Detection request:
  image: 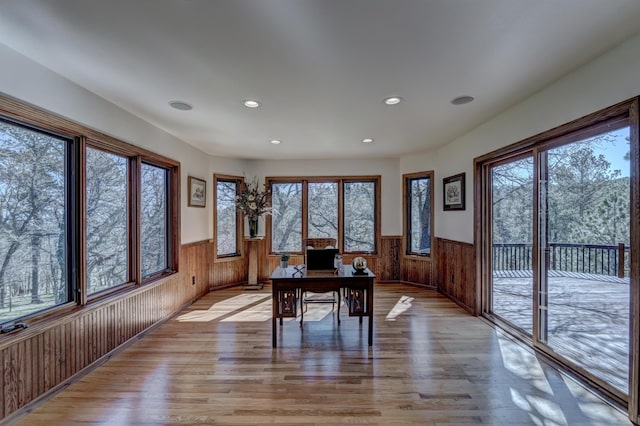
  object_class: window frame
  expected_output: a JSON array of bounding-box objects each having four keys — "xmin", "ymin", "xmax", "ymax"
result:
[
  {"xmin": 266, "ymin": 176, "xmax": 381, "ymax": 255},
  {"xmin": 84, "ymin": 144, "xmax": 130, "ymax": 296},
  {"xmin": 0, "ymin": 95, "xmax": 180, "ymax": 329},
  {"xmin": 213, "ymin": 174, "xmax": 244, "ymax": 260},
  {"xmin": 403, "ymin": 171, "xmax": 434, "ymax": 258},
  {"xmin": 475, "ymin": 97, "xmax": 639, "ymax": 414},
  {"xmin": 139, "ymin": 160, "xmax": 172, "ymax": 281}
]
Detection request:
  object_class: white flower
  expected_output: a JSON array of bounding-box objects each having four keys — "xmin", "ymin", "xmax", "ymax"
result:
[
  {"xmin": 249, "ymin": 202, "xmax": 257, "ymax": 210},
  {"xmin": 248, "ymin": 194, "xmax": 255, "ymax": 201}
]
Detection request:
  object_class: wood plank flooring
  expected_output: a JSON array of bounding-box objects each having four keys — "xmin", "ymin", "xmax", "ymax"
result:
[{"xmin": 11, "ymin": 283, "xmax": 630, "ymax": 425}]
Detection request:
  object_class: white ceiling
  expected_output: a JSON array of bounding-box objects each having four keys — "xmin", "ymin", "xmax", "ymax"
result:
[{"xmin": 1, "ymin": 0, "xmax": 640, "ymax": 160}]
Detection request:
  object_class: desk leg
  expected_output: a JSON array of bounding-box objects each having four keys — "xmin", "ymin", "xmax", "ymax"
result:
[
  {"xmin": 272, "ymin": 287, "xmax": 277, "ymax": 348},
  {"xmin": 368, "ymin": 282, "xmax": 374, "ymax": 347},
  {"xmin": 300, "ymin": 288, "xmax": 304, "ymax": 327}
]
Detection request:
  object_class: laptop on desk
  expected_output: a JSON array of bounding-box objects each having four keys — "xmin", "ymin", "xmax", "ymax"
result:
[{"xmin": 305, "ymin": 248, "xmax": 339, "ymax": 271}]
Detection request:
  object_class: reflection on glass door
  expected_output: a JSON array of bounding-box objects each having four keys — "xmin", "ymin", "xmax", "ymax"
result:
[
  {"xmin": 540, "ymin": 127, "xmax": 631, "ymax": 393},
  {"xmin": 490, "ymin": 156, "xmax": 534, "ymax": 334}
]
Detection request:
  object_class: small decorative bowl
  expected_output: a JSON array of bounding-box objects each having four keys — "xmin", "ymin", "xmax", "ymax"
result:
[{"xmin": 352, "ymin": 256, "xmax": 367, "ymax": 273}]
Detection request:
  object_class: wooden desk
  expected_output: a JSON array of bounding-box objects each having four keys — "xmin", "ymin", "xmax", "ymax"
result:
[{"xmin": 270, "ymin": 265, "xmax": 375, "ymax": 348}]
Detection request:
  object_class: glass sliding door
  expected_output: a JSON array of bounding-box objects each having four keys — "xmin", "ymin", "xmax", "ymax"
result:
[
  {"xmin": 481, "ymin": 100, "xmax": 638, "ymax": 415},
  {"xmin": 540, "ymin": 127, "xmax": 630, "ymax": 394},
  {"xmin": 490, "ymin": 156, "xmax": 534, "ymax": 334}
]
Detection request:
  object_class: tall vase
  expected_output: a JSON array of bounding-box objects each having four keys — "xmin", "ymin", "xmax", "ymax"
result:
[{"xmin": 248, "ymin": 217, "xmax": 258, "ymax": 238}]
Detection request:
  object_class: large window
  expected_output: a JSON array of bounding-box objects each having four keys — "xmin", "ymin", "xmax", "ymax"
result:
[
  {"xmin": 141, "ymin": 163, "xmax": 169, "ymax": 278},
  {"xmin": 403, "ymin": 172, "xmax": 434, "ymax": 256},
  {"xmin": 478, "ymin": 99, "xmax": 638, "ymax": 407},
  {"xmin": 344, "ymin": 181, "xmax": 376, "ymax": 252},
  {"xmin": 0, "ymin": 119, "xmax": 71, "ymax": 324},
  {"xmin": 271, "ymin": 181, "xmax": 303, "ymax": 252},
  {"xmin": 268, "ymin": 177, "xmax": 380, "ymax": 254},
  {"xmin": 214, "ymin": 175, "xmax": 242, "ymax": 257},
  {"xmin": 0, "ymin": 96, "xmax": 179, "ymax": 329},
  {"xmin": 308, "ymin": 182, "xmax": 338, "ymax": 241},
  {"xmin": 86, "ymin": 147, "xmax": 128, "ymax": 293}
]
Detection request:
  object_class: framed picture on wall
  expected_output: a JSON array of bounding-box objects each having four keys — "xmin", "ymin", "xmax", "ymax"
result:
[
  {"xmin": 188, "ymin": 176, "xmax": 206, "ymax": 207},
  {"xmin": 443, "ymin": 173, "xmax": 465, "ymax": 211}
]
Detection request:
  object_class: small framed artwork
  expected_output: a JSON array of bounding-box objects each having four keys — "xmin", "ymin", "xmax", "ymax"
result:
[
  {"xmin": 443, "ymin": 173, "xmax": 465, "ymax": 211},
  {"xmin": 188, "ymin": 176, "xmax": 206, "ymax": 208}
]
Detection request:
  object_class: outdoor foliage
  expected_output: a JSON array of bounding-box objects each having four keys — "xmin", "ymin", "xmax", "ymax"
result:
[
  {"xmin": 308, "ymin": 182, "xmax": 338, "ymax": 241},
  {"xmin": 86, "ymin": 147, "xmax": 128, "ymax": 293},
  {"xmin": 0, "ymin": 121, "xmax": 67, "ymax": 322},
  {"xmin": 271, "ymin": 182, "xmax": 303, "ymax": 252},
  {"xmin": 408, "ymin": 176, "xmax": 431, "ymax": 254},
  {"xmin": 492, "ymin": 132, "xmax": 630, "ymax": 247},
  {"xmin": 344, "ymin": 181, "xmax": 376, "ymax": 252},
  {"xmin": 492, "ymin": 129, "xmax": 630, "ymax": 276},
  {"xmin": 0, "ymin": 120, "xmax": 172, "ymax": 324},
  {"xmin": 141, "ymin": 163, "xmax": 168, "ymax": 277},
  {"xmin": 216, "ymin": 179, "xmax": 239, "ymax": 256},
  {"xmin": 271, "ymin": 179, "xmax": 377, "ymax": 253}
]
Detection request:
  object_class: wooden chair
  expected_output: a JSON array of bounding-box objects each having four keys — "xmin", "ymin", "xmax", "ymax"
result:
[{"xmin": 302, "ymin": 238, "xmax": 340, "ymax": 317}]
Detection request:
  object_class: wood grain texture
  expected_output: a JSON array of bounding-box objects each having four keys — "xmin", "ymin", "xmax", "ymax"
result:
[
  {"xmin": 258, "ymin": 236, "xmax": 402, "ymax": 283},
  {"xmin": 380, "ymin": 236, "xmax": 401, "ymax": 281},
  {"xmin": 401, "ymin": 255, "xmax": 434, "ymax": 286},
  {"xmin": 11, "ymin": 283, "xmax": 631, "ymax": 425},
  {"xmin": 0, "ymin": 242, "xmax": 212, "ymax": 422},
  {"xmin": 435, "ymin": 237, "xmax": 477, "ymax": 314}
]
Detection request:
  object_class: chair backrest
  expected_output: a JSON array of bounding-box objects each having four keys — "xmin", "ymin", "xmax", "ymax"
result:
[{"xmin": 303, "ymin": 238, "xmax": 337, "ymax": 250}]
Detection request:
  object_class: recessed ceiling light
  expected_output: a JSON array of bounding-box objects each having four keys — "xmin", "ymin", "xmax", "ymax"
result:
[
  {"xmin": 168, "ymin": 100, "xmax": 193, "ymax": 111},
  {"xmin": 270, "ymin": 139, "xmax": 282, "ymax": 145},
  {"xmin": 362, "ymin": 138, "xmax": 374, "ymax": 143},
  {"xmin": 451, "ymin": 95, "xmax": 475, "ymax": 105},
  {"xmin": 384, "ymin": 96, "xmax": 402, "ymax": 105},
  {"xmin": 243, "ymin": 100, "xmax": 261, "ymax": 108}
]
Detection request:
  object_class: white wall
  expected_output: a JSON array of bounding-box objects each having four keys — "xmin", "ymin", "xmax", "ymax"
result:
[
  {"xmin": 4, "ymin": 28, "xmax": 640, "ymax": 246},
  {"xmin": 247, "ymin": 158, "xmax": 402, "ymax": 236},
  {"xmin": 401, "ymin": 31, "xmax": 640, "ymax": 244},
  {"xmin": 0, "ymin": 43, "xmax": 248, "ymax": 244}
]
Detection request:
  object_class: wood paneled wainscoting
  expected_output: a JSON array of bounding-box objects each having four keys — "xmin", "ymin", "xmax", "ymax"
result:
[
  {"xmin": 258, "ymin": 236, "xmax": 402, "ymax": 282},
  {"xmin": 401, "ymin": 255, "xmax": 434, "ymax": 287},
  {"xmin": 0, "ymin": 242, "xmax": 213, "ymax": 422},
  {"xmin": 435, "ymin": 237, "xmax": 477, "ymax": 314}
]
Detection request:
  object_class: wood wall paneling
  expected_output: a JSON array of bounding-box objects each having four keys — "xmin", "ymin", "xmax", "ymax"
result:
[
  {"xmin": 400, "ymin": 257, "xmax": 434, "ymax": 286},
  {"xmin": 255, "ymin": 236, "xmax": 401, "ymax": 283},
  {"xmin": 0, "ymin": 242, "xmax": 213, "ymax": 422},
  {"xmin": 0, "ymin": 235, "xmax": 480, "ymax": 422},
  {"xmin": 435, "ymin": 238, "xmax": 477, "ymax": 314}
]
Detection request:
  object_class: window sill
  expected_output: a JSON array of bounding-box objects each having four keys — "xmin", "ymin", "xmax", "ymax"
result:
[{"xmin": 403, "ymin": 253, "xmax": 432, "ymax": 261}]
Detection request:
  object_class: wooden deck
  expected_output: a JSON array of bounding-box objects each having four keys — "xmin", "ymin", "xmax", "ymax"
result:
[
  {"xmin": 12, "ymin": 283, "xmax": 630, "ymax": 425},
  {"xmin": 492, "ymin": 270, "xmax": 629, "ymax": 393}
]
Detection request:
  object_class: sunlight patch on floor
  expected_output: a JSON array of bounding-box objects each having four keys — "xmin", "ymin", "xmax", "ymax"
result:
[
  {"xmin": 222, "ymin": 299, "xmax": 272, "ymax": 322},
  {"xmin": 500, "ymin": 331, "xmax": 629, "ymax": 424},
  {"xmin": 561, "ymin": 373, "xmax": 628, "ymax": 424},
  {"xmin": 509, "ymin": 387, "xmax": 568, "ymax": 425},
  {"xmin": 385, "ymin": 295, "xmax": 414, "ymax": 321},
  {"xmin": 176, "ymin": 293, "xmax": 270, "ymax": 322},
  {"xmin": 498, "ymin": 331, "xmax": 553, "ymax": 394}
]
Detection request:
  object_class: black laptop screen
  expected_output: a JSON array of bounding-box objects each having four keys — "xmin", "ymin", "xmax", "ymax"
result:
[{"xmin": 306, "ymin": 248, "xmax": 339, "ymax": 270}]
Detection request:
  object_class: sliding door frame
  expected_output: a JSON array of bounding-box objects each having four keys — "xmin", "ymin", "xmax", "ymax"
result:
[{"xmin": 475, "ymin": 97, "xmax": 640, "ymax": 421}]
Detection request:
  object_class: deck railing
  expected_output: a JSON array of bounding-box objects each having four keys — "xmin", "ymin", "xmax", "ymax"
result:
[{"xmin": 492, "ymin": 243, "xmax": 630, "ymax": 278}]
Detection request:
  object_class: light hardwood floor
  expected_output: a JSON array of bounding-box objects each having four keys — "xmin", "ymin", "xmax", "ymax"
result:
[{"xmin": 12, "ymin": 283, "xmax": 630, "ymax": 425}]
